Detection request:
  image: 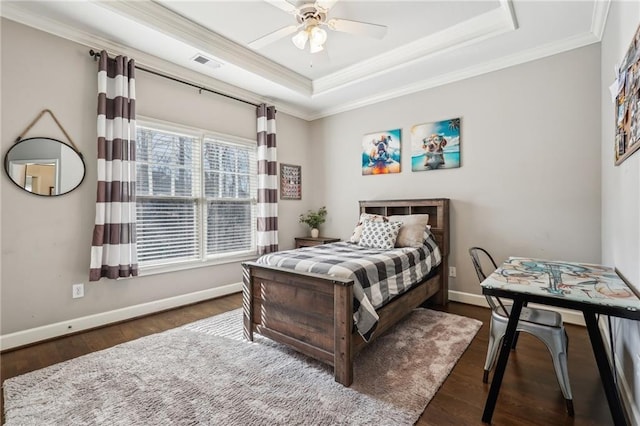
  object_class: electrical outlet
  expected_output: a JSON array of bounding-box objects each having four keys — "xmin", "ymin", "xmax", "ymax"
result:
[
  {"xmin": 449, "ymin": 266, "xmax": 457, "ymax": 277},
  {"xmin": 72, "ymin": 283, "xmax": 84, "ymax": 299}
]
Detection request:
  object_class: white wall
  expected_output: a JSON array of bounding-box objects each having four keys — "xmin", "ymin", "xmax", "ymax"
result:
[
  {"xmin": 311, "ymin": 44, "xmax": 602, "ymax": 297},
  {"xmin": 600, "ymin": 3, "xmax": 640, "ymax": 422},
  {"xmin": 0, "ymin": 19, "xmax": 312, "ymax": 337}
]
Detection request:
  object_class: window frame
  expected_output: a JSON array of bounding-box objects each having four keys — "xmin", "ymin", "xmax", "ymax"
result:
[{"xmin": 135, "ymin": 116, "xmax": 258, "ymax": 276}]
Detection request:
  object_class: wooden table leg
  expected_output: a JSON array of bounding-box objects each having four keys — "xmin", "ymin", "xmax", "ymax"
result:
[
  {"xmin": 583, "ymin": 311, "xmax": 628, "ymax": 426},
  {"xmin": 482, "ymin": 298, "xmax": 524, "ymax": 424}
]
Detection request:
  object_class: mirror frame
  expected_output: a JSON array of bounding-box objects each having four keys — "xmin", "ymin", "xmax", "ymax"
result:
[{"xmin": 4, "ymin": 137, "xmax": 86, "ymax": 197}]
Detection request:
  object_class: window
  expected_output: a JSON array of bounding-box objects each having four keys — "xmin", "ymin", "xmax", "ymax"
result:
[{"xmin": 136, "ymin": 120, "xmax": 256, "ymax": 269}]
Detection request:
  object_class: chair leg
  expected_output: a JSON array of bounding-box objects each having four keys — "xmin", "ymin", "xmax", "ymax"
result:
[
  {"xmin": 483, "ymin": 318, "xmax": 505, "ymax": 383},
  {"xmin": 566, "ymin": 398, "xmax": 575, "ymax": 417},
  {"xmin": 539, "ymin": 329, "xmax": 574, "ymax": 416},
  {"xmin": 564, "ymin": 328, "xmax": 573, "ymax": 415}
]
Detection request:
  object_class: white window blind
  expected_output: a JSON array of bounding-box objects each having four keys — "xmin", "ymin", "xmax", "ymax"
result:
[
  {"xmin": 203, "ymin": 138, "xmax": 256, "ymax": 255},
  {"xmin": 136, "ymin": 122, "xmax": 256, "ymax": 268}
]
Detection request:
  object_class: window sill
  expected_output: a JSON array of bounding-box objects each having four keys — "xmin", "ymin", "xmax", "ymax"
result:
[{"xmin": 135, "ymin": 253, "xmax": 259, "ymax": 278}]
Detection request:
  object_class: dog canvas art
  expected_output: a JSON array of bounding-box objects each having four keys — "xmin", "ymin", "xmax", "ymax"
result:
[
  {"xmin": 362, "ymin": 129, "xmax": 401, "ymax": 175},
  {"xmin": 411, "ymin": 118, "xmax": 461, "ymax": 172}
]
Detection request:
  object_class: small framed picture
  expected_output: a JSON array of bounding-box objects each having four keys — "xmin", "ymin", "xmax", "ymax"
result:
[
  {"xmin": 280, "ymin": 163, "xmax": 301, "ymax": 200},
  {"xmin": 615, "ymin": 22, "xmax": 640, "ymax": 165}
]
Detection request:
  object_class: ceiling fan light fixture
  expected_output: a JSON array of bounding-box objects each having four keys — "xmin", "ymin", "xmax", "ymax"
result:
[
  {"xmin": 309, "ymin": 42, "xmax": 324, "ymax": 54},
  {"xmin": 254, "ymin": 0, "xmax": 388, "ymax": 54},
  {"xmin": 292, "ymin": 30, "xmax": 309, "ymax": 50},
  {"xmin": 310, "ymin": 26, "xmax": 327, "ymax": 46}
]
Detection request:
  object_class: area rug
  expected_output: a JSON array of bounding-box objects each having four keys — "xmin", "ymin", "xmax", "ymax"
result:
[{"xmin": 3, "ymin": 308, "xmax": 481, "ymax": 425}]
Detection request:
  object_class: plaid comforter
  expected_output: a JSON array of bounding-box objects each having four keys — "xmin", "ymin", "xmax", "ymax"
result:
[{"xmin": 256, "ymin": 233, "xmax": 442, "ymax": 341}]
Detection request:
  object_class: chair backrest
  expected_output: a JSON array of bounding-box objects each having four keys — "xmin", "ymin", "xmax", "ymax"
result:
[{"xmin": 468, "ymin": 247, "xmax": 509, "ymax": 316}]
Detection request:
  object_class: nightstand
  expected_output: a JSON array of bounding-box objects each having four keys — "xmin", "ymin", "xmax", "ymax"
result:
[{"xmin": 295, "ymin": 236, "xmax": 340, "ymax": 248}]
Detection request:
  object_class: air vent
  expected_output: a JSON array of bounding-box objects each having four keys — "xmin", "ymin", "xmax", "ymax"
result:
[
  {"xmin": 191, "ymin": 54, "xmax": 222, "ymax": 70},
  {"xmin": 193, "ymin": 55, "xmax": 209, "ymax": 65}
]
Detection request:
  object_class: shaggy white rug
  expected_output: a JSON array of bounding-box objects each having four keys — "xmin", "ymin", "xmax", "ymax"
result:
[{"xmin": 4, "ymin": 308, "xmax": 481, "ymax": 425}]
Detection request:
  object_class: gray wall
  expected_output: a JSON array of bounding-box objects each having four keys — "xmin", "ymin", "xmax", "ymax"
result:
[
  {"xmin": 600, "ymin": 3, "xmax": 640, "ymax": 420},
  {"xmin": 311, "ymin": 44, "xmax": 602, "ymax": 298},
  {"xmin": 0, "ymin": 19, "xmax": 312, "ymax": 335},
  {"xmin": 3, "ymin": 14, "xmax": 638, "ymax": 419}
]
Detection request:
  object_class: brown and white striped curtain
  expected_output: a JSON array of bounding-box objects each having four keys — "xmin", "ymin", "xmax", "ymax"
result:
[
  {"xmin": 89, "ymin": 51, "xmax": 138, "ymax": 281},
  {"xmin": 256, "ymin": 104, "xmax": 278, "ymax": 254}
]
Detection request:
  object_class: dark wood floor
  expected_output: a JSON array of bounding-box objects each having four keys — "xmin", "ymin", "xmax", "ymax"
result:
[{"xmin": 1, "ymin": 294, "xmax": 613, "ymax": 425}]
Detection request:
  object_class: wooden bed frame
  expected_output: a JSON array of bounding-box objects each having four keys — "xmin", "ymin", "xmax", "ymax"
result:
[{"xmin": 242, "ymin": 198, "xmax": 450, "ymax": 386}]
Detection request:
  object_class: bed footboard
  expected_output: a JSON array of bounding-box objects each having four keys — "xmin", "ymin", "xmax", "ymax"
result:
[{"xmin": 243, "ymin": 262, "xmax": 355, "ymax": 385}]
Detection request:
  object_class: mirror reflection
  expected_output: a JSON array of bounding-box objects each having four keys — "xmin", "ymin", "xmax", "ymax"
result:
[{"xmin": 4, "ymin": 137, "xmax": 85, "ymax": 196}]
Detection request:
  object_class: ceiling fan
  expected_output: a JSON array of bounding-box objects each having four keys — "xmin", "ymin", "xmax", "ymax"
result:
[{"xmin": 249, "ymin": 0, "xmax": 388, "ymax": 54}]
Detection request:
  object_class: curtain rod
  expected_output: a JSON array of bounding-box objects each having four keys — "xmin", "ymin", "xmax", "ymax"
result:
[{"xmin": 89, "ymin": 49, "xmax": 260, "ymax": 108}]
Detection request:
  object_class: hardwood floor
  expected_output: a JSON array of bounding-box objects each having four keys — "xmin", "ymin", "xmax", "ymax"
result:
[
  {"xmin": 1, "ymin": 294, "xmax": 613, "ymax": 425},
  {"xmin": 424, "ymin": 302, "xmax": 612, "ymax": 425}
]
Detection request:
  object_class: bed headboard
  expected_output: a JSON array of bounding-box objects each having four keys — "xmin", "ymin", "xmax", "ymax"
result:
[{"xmin": 359, "ymin": 198, "xmax": 450, "ymax": 256}]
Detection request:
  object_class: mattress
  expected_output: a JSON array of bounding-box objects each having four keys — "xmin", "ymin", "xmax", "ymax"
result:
[{"xmin": 256, "ymin": 232, "xmax": 442, "ymax": 340}]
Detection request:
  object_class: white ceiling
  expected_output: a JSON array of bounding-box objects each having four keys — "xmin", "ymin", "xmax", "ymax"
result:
[{"xmin": 1, "ymin": 0, "xmax": 609, "ymax": 120}]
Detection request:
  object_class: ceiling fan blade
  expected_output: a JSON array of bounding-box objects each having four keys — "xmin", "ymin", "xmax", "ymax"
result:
[
  {"xmin": 248, "ymin": 24, "xmax": 301, "ymax": 49},
  {"xmin": 264, "ymin": 0, "xmax": 298, "ymax": 14},
  {"xmin": 326, "ymin": 18, "xmax": 387, "ymax": 39},
  {"xmin": 317, "ymin": 0, "xmax": 339, "ymax": 11}
]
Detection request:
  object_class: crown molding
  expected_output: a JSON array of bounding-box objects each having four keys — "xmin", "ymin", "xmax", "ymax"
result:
[
  {"xmin": 309, "ymin": 30, "xmax": 600, "ymax": 121},
  {"xmin": 0, "ymin": 0, "xmax": 607, "ymax": 123},
  {"xmin": 590, "ymin": 0, "xmax": 611, "ymax": 41},
  {"xmin": 313, "ymin": 3, "xmax": 518, "ymax": 95},
  {"xmin": 95, "ymin": 1, "xmax": 312, "ymax": 96},
  {"xmin": 499, "ymin": 0, "xmax": 518, "ymax": 31},
  {"xmin": 0, "ymin": 2, "xmax": 312, "ymax": 120}
]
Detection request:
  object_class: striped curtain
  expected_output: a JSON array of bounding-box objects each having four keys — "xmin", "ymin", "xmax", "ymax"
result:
[
  {"xmin": 256, "ymin": 104, "xmax": 278, "ymax": 254},
  {"xmin": 89, "ymin": 50, "xmax": 138, "ymax": 281}
]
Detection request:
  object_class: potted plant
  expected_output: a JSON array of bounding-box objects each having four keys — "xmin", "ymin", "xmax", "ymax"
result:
[{"xmin": 299, "ymin": 206, "xmax": 327, "ymax": 238}]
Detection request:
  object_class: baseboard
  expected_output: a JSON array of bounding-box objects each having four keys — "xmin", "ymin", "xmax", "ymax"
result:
[
  {"xmin": 0, "ymin": 282, "xmax": 242, "ymax": 351},
  {"xmin": 0, "ymin": 286, "xmax": 583, "ymax": 351},
  {"xmin": 599, "ymin": 320, "xmax": 640, "ymax": 426},
  {"xmin": 448, "ymin": 290, "xmax": 586, "ymax": 326}
]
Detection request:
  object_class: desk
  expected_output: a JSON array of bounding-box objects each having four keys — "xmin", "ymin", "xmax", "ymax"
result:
[{"xmin": 480, "ymin": 257, "xmax": 640, "ymax": 425}]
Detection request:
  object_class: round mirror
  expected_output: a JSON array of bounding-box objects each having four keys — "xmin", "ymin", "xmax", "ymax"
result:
[{"xmin": 4, "ymin": 137, "xmax": 85, "ymax": 196}]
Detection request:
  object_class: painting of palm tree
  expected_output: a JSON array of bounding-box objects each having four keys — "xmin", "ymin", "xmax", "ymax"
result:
[{"xmin": 410, "ymin": 117, "xmax": 461, "ymax": 172}]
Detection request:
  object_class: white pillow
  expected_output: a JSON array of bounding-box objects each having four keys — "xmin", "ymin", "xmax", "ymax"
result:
[
  {"xmin": 349, "ymin": 213, "xmax": 388, "ymax": 243},
  {"xmin": 358, "ymin": 220, "xmax": 403, "ymax": 250},
  {"xmin": 386, "ymin": 214, "xmax": 430, "ymax": 248}
]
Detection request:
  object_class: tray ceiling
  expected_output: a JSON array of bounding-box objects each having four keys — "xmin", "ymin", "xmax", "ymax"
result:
[{"xmin": 1, "ymin": 1, "xmax": 608, "ymax": 120}]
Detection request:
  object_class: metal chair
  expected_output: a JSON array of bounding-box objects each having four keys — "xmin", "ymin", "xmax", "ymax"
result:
[{"xmin": 469, "ymin": 247, "xmax": 574, "ymax": 416}]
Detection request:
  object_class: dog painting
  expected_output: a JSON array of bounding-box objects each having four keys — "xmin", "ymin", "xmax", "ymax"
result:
[
  {"xmin": 411, "ymin": 118, "xmax": 461, "ymax": 172},
  {"xmin": 362, "ymin": 129, "xmax": 401, "ymax": 175}
]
